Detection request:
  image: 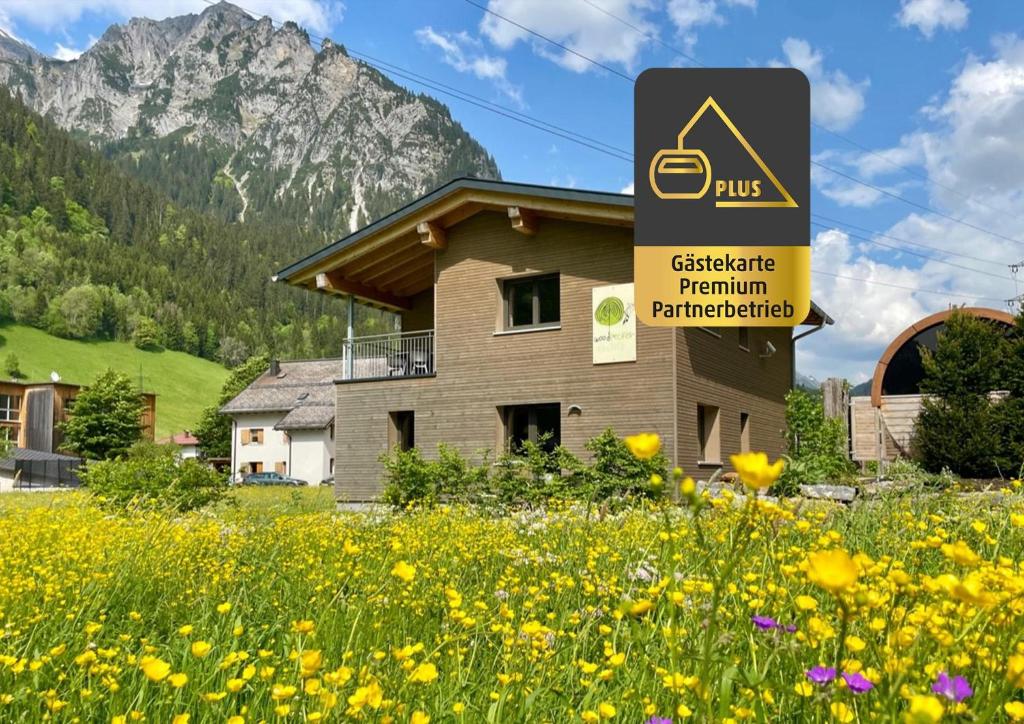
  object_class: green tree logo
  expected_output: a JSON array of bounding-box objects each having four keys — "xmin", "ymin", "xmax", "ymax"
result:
[{"xmin": 595, "ymin": 297, "xmax": 626, "ymax": 326}]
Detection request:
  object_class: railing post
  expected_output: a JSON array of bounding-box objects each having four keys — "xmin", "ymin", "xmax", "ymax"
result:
[{"xmin": 345, "ymin": 295, "xmax": 354, "ymax": 380}]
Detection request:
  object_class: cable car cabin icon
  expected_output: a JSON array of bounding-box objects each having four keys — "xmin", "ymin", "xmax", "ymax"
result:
[
  {"xmin": 648, "ymin": 148, "xmax": 711, "ymax": 200},
  {"xmin": 646, "ymin": 96, "xmax": 797, "ymax": 207}
]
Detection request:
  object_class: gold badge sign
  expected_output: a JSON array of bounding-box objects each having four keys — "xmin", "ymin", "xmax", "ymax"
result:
[{"xmin": 634, "ymin": 68, "xmax": 810, "ymax": 327}]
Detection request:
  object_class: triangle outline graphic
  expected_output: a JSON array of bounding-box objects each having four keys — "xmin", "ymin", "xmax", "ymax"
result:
[{"xmin": 677, "ymin": 96, "xmax": 798, "ymax": 209}]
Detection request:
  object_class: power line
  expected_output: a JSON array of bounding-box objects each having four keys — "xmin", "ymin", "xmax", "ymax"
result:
[
  {"xmin": 575, "ymin": 0, "xmax": 1024, "ymax": 226},
  {"xmin": 812, "ymin": 270, "xmax": 1007, "ymax": 303},
  {"xmin": 470, "ymin": 0, "xmax": 1024, "ymax": 249},
  {"xmin": 811, "ymin": 213, "xmax": 1008, "ymax": 268},
  {"xmin": 810, "ymin": 221, "xmax": 1015, "ymax": 282}
]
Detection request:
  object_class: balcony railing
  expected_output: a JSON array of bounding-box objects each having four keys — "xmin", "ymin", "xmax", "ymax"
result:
[{"xmin": 341, "ymin": 330, "xmax": 435, "ymax": 381}]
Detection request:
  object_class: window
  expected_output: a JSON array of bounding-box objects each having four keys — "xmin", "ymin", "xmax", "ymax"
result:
[
  {"xmin": 0, "ymin": 394, "xmax": 20, "ymax": 422},
  {"xmin": 697, "ymin": 404, "xmax": 721, "ymax": 464},
  {"xmin": 329, "ymin": 458, "xmax": 335, "ymax": 475},
  {"xmin": 245, "ymin": 462, "xmax": 263, "ymax": 474},
  {"xmin": 241, "ymin": 428, "xmax": 264, "ymax": 445},
  {"xmin": 504, "ymin": 403, "xmax": 560, "ymax": 452},
  {"xmin": 503, "ymin": 274, "xmax": 559, "ymax": 330},
  {"xmin": 390, "ymin": 411, "xmax": 415, "ymax": 451},
  {"xmin": 738, "ymin": 327, "xmax": 750, "ymax": 351},
  {"xmin": 274, "ymin": 461, "xmax": 287, "ymax": 474},
  {"xmin": 740, "ymin": 412, "xmax": 751, "ymax": 453}
]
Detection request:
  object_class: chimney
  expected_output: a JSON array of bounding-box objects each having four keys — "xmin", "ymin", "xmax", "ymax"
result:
[{"xmin": 269, "ymin": 359, "xmax": 281, "ymax": 377}]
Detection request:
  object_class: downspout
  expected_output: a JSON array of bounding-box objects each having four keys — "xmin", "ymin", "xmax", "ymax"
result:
[
  {"xmin": 345, "ymin": 295, "xmax": 355, "ymax": 380},
  {"xmin": 231, "ymin": 418, "xmax": 237, "ymax": 482},
  {"xmin": 791, "ymin": 321, "xmax": 827, "ymax": 389}
]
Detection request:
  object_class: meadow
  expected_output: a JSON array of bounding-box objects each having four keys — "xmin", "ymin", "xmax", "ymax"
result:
[
  {"xmin": 2, "ymin": 467, "xmax": 1024, "ymax": 722},
  {"xmin": 0, "ymin": 323, "xmax": 228, "ymax": 438}
]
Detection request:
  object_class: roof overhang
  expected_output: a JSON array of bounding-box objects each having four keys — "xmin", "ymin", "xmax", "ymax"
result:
[
  {"xmin": 275, "ymin": 178, "xmax": 633, "ymax": 311},
  {"xmin": 275, "ymin": 177, "xmax": 831, "ymax": 325}
]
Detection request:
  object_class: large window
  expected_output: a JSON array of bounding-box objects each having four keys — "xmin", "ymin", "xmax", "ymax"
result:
[
  {"xmin": 697, "ymin": 404, "xmax": 721, "ymax": 464},
  {"xmin": 0, "ymin": 394, "xmax": 20, "ymax": 422},
  {"xmin": 503, "ymin": 274, "xmax": 560, "ymax": 330},
  {"xmin": 504, "ymin": 403, "xmax": 560, "ymax": 452}
]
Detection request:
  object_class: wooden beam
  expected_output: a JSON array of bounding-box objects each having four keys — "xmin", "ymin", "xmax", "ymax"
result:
[
  {"xmin": 391, "ymin": 272, "xmax": 436, "ymax": 298},
  {"xmin": 508, "ymin": 206, "xmax": 538, "ymax": 235},
  {"xmin": 417, "ymin": 221, "xmax": 447, "ymax": 249},
  {"xmin": 370, "ymin": 259, "xmax": 434, "ymax": 291},
  {"xmin": 358, "ymin": 246, "xmax": 432, "ymax": 284},
  {"xmin": 315, "ymin": 270, "xmax": 412, "ymax": 310}
]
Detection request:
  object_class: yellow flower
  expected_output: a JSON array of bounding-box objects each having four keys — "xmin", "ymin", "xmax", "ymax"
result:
[
  {"xmin": 411, "ymin": 712, "xmax": 430, "ymax": 724},
  {"xmin": 629, "ymin": 600, "xmax": 653, "ymax": 616},
  {"xmin": 794, "ymin": 681, "xmax": 813, "ymax": 697},
  {"xmin": 300, "ymin": 650, "xmax": 323, "ymax": 678},
  {"xmin": 227, "ymin": 718, "xmax": 244, "ymax": 724},
  {"xmin": 729, "ymin": 451, "xmax": 784, "ymax": 490},
  {"xmin": 292, "ymin": 619, "xmax": 315, "ymax": 634},
  {"xmin": 845, "ymin": 635, "xmax": 867, "ymax": 653},
  {"xmin": 1006, "ymin": 702, "xmax": 1024, "ymax": 721},
  {"xmin": 624, "ymin": 433, "xmax": 661, "ymax": 459},
  {"xmin": 216, "ymin": 602, "xmax": 232, "ymax": 615},
  {"xmin": 271, "ymin": 684, "xmax": 297, "ymax": 701},
  {"xmin": 347, "ymin": 681, "xmax": 383, "ymax": 710},
  {"xmin": 452, "ymin": 703, "xmax": 466, "ymax": 714},
  {"xmin": 680, "ymin": 476, "xmax": 696, "ymax": 496},
  {"xmin": 941, "ymin": 541, "xmax": 980, "ymax": 567},
  {"xmin": 1008, "ymin": 655, "xmax": 1024, "ymax": 688},
  {"xmin": 226, "ymin": 678, "xmax": 245, "ymax": 693},
  {"xmin": 172, "ymin": 715, "xmax": 189, "ymax": 724},
  {"xmin": 795, "ymin": 595, "xmax": 818, "ymax": 611},
  {"xmin": 831, "ymin": 702, "xmax": 854, "ymax": 723},
  {"xmin": 582, "ymin": 712, "xmax": 600, "ymax": 723},
  {"xmin": 178, "ymin": 625, "xmax": 193, "ymax": 636},
  {"xmin": 190, "ymin": 641, "xmax": 212, "ymax": 658},
  {"xmin": 392, "ymin": 561, "xmax": 416, "ymax": 583},
  {"xmin": 168, "ymin": 673, "xmax": 188, "ymax": 688},
  {"xmin": 1011, "ymin": 514, "xmax": 1024, "ymax": 528},
  {"xmin": 806, "ymin": 549, "xmax": 859, "ymax": 593},
  {"xmin": 409, "ymin": 662, "xmax": 438, "ymax": 684},
  {"xmin": 904, "ymin": 695, "xmax": 944, "ymax": 723},
  {"xmin": 139, "ymin": 656, "xmax": 170, "ymax": 682},
  {"xmin": 598, "ymin": 702, "xmax": 616, "ymax": 719},
  {"xmin": 676, "ymin": 704, "xmax": 693, "ymax": 718}
]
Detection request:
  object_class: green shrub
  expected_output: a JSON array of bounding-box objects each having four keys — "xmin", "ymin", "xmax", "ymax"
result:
[
  {"xmin": 491, "ymin": 436, "xmax": 583, "ymax": 505},
  {"xmin": 584, "ymin": 428, "xmax": 668, "ymax": 501},
  {"xmin": 380, "ymin": 444, "xmax": 490, "ymax": 508},
  {"xmin": 780, "ymin": 389, "xmax": 856, "ymax": 490},
  {"xmin": 81, "ymin": 442, "xmax": 228, "ymax": 512}
]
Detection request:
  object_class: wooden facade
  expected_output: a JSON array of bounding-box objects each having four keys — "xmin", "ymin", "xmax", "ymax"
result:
[
  {"xmin": 0, "ymin": 380, "xmax": 155, "ymax": 454},
  {"xmin": 277, "ymin": 180, "xmax": 829, "ymax": 501}
]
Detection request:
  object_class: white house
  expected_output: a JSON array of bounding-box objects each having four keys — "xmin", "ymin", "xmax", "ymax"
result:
[
  {"xmin": 220, "ymin": 359, "xmax": 341, "ymax": 485},
  {"xmin": 167, "ymin": 431, "xmax": 200, "ymax": 460}
]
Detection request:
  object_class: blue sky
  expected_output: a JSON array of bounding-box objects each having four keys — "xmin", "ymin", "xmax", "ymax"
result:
[{"xmin": 3, "ymin": 0, "xmax": 1024, "ymax": 383}]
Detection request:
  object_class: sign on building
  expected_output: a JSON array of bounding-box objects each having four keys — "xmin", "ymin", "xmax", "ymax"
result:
[{"xmin": 593, "ymin": 283, "xmax": 637, "ymax": 364}]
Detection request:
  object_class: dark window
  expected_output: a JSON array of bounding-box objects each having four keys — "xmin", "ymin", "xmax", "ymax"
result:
[
  {"xmin": 503, "ymin": 274, "xmax": 560, "ymax": 330},
  {"xmin": 504, "ymin": 403, "xmax": 560, "ymax": 452},
  {"xmin": 740, "ymin": 412, "xmax": 751, "ymax": 453},
  {"xmin": 698, "ymin": 404, "xmax": 721, "ymax": 463},
  {"xmin": 390, "ymin": 411, "xmax": 415, "ymax": 451},
  {"xmin": 0, "ymin": 395, "xmax": 20, "ymax": 422},
  {"xmin": 738, "ymin": 327, "xmax": 750, "ymax": 350}
]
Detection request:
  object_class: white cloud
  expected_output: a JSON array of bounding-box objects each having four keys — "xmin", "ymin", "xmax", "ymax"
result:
[
  {"xmin": 415, "ymin": 26, "xmax": 523, "ymax": 106},
  {"xmin": 620, "ymin": 181, "xmax": 634, "ymax": 194},
  {"xmin": 774, "ymin": 37, "xmax": 869, "ymax": 131},
  {"xmin": 0, "ymin": 0, "xmax": 342, "ymax": 36},
  {"xmin": 897, "ymin": 0, "xmax": 969, "ymax": 39},
  {"xmin": 478, "ymin": 0, "xmax": 655, "ymax": 75},
  {"xmin": 53, "ymin": 34, "xmax": 97, "ymax": 61},
  {"xmin": 666, "ymin": 0, "xmax": 755, "ymax": 32},
  {"xmin": 800, "ymin": 37, "xmax": 1024, "ymax": 383}
]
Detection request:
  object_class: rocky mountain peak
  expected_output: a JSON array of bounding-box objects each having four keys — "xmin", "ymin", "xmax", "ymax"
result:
[{"xmin": 0, "ymin": 3, "xmax": 499, "ymax": 235}]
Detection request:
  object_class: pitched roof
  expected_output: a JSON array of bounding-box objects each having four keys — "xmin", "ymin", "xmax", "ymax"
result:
[
  {"xmin": 169, "ymin": 432, "xmax": 200, "ymax": 446},
  {"xmin": 0, "ymin": 447, "xmax": 82, "ymax": 471},
  {"xmin": 274, "ymin": 404, "xmax": 335, "ymax": 431},
  {"xmin": 219, "ymin": 359, "xmax": 343, "ymax": 416}
]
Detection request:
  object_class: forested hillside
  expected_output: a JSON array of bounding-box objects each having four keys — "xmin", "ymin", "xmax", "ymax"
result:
[{"xmin": 0, "ymin": 87, "xmax": 386, "ymax": 364}]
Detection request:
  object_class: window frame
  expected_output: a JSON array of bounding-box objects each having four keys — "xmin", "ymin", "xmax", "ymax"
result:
[
  {"xmin": 697, "ymin": 403, "xmax": 722, "ymax": 465},
  {"xmin": 0, "ymin": 394, "xmax": 20, "ymax": 423},
  {"xmin": 503, "ymin": 403, "xmax": 561, "ymax": 453},
  {"xmin": 501, "ymin": 273, "xmax": 560, "ymax": 332}
]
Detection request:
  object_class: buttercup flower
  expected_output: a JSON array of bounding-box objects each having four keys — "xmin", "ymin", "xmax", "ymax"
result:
[
  {"xmin": 729, "ymin": 451, "xmax": 784, "ymax": 490},
  {"xmin": 624, "ymin": 433, "xmax": 661, "ymax": 459},
  {"xmin": 806, "ymin": 549, "xmax": 859, "ymax": 593},
  {"xmin": 391, "ymin": 561, "xmax": 416, "ymax": 583},
  {"xmin": 904, "ymin": 695, "xmax": 944, "ymax": 723}
]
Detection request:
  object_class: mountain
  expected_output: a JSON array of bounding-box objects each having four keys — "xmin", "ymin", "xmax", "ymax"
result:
[
  {"xmin": 0, "ymin": 85, "xmax": 389, "ymax": 365},
  {"xmin": 0, "ymin": 2, "xmax": 500, "ymax": 235},
  {"xmin": 794, "ymin": 371, "xmax": 820, "ymax": 393}
]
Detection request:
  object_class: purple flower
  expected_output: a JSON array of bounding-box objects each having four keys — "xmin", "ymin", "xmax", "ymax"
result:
[
  {"xmin": 784, "ymin": 624, "xmax": 798, "ymax": 633},
  {"xmin": 806, "ymin": 666, "xmax": 837, "ymax": 684},
  {"xmin": 932, "ymin": 672, "xmax": 973, "ymax": 702},
  {"xmin": 644, "ymin": 718, "xmax": 672, "ymax": 724},
  {"xmin": 751, "ymin": 615, "xmax": 779, "ymax": 630},
  {"xmin": 842, "ymin": 671, "xmax": 874, "ymax": 694}
]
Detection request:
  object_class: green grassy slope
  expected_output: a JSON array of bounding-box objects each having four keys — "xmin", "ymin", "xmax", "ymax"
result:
[{"xmin": 0, "ymin": 323, "xmax": 228, "ymax": 439}]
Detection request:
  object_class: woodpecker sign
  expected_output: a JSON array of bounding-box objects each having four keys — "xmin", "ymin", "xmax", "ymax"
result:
[{"xmin": 634, "ymin": 67, "xmax": 810, "ymax": 327}]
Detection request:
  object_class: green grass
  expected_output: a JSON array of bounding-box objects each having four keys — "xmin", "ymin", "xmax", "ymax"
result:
[{"xmin": 0, "ymin": 323, "xmax": 228, "ymax": 438}]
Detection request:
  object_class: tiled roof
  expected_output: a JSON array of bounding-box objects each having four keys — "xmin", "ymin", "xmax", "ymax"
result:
[
  {"xmin": 274, "ymin": 404, "xmax": 334, "ymax": 431},
  {"xmin": 170, "ymin": 432, "xmax": 200, "ymax": 446},
  {"xmin": 0, "ymin": 447, "xmax": 82, "ymax": 471},
  {"xmin": 219, "ymin": 359, "xmax": 343, "ymax": 418}
]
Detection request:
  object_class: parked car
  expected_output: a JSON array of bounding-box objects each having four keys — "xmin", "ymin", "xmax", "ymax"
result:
[{"xmin": 240, "ymin": 471, "xmax": 306, "ymax": 486}]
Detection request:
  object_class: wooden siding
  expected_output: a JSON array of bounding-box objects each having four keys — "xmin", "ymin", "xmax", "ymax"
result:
[
  {"xmin": 335, "ymin": 212, "xmax": 676, "ymax": 501},
  {"xmin": 333, "ymin": 211, "xmax": 801, "ymax": 500},
  {"xmin": 851, "ymin": 394, "xmax": 921, "ymax": 462},
  {"xmin": 674, "ymin": 327, "xmax": 792, "ymax": 475}
]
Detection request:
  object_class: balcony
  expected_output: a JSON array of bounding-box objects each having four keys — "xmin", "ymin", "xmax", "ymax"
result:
[{"xmin": 340, "ymin": 330, "xmax": 435, "ymax": 381}]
